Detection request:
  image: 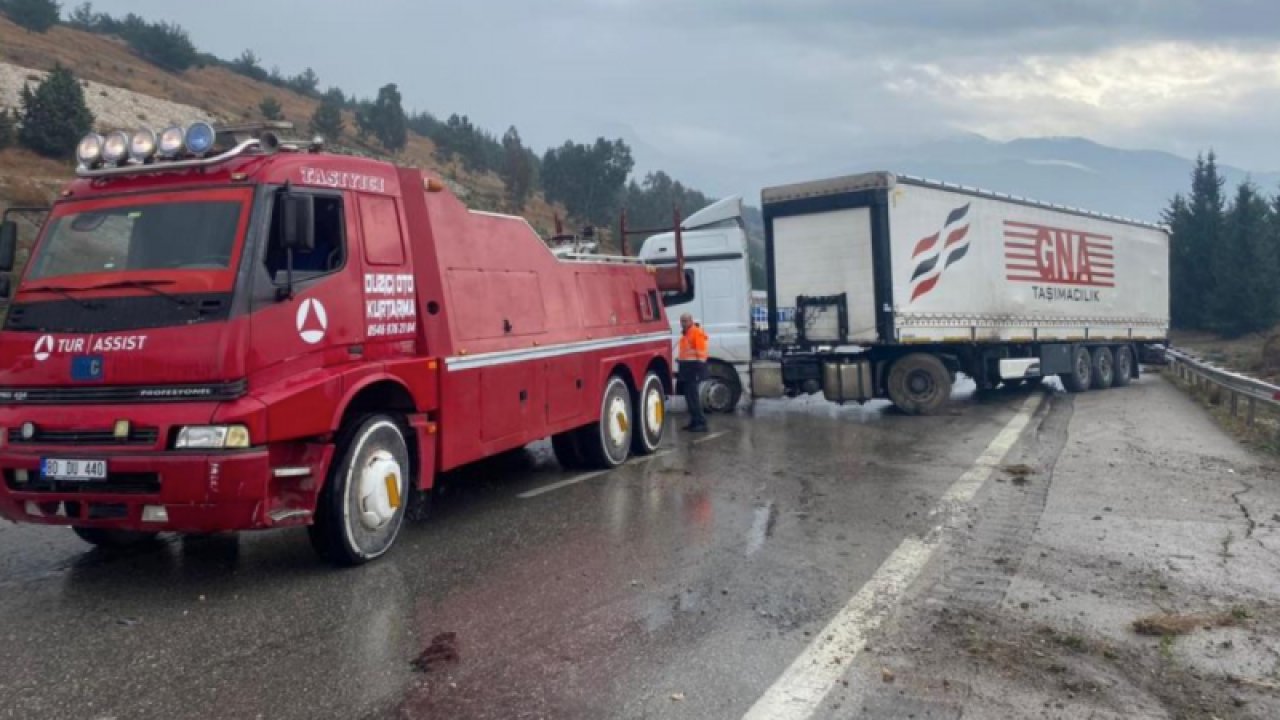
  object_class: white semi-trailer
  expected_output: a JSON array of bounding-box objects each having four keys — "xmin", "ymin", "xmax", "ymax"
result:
[{"xmin": 752, "ymin": 171, "xmax": 1169, "ymax": 413}]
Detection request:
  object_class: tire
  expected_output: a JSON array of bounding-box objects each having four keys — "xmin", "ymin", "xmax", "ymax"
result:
[
  {"xmin": 1113, "ymin": 346, "xmax": 1134, "ymax": 387},
  {"xmin": 1090, "ymin": 346, "xmax": 1115, "ymax": 390},
  {"xmin": 551, "ymin": 429, "xmax": 586, "ymax": 470},
  {"xmin": 702, "ymin": 363, "xmax": 742, "ymax": 413},
  {"xmin": 632, "ymin": 371, "xmax": 666, "ymax": 455},
  {"xmin": 72, "ymin": 527, "xmax": 159, "ymax": 548},
  {"xmin": 578, "ymin": 375, "xmax": 633, "ymax": 469},
  {"xmin": 1059, "ymin": 346, "xmax": 1092, "ymax": 393},
  {"xmin": 309, "ymin": 413, "xmax": 412, "ymax": 566},
  {"xmin": 885, "ymin": 353, "xmax": 953, "ymax": 415}
]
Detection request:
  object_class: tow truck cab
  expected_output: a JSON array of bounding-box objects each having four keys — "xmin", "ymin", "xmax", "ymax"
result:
[{"xmin": 0, "ymin": 123, "xmax": 674, "ymax": 564}]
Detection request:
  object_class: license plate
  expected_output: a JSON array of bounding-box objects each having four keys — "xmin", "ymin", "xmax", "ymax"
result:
[{"xmin": 41, "ymin": 458, "xmax": 108, "ymax": 481}]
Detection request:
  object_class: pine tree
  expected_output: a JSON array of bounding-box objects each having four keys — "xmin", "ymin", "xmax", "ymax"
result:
[
  {"xmin": 1213, "ymin": 182, "xmax": 1277, "ymax": 337},
  {"xmin": 1184, "ymin": 153, "xmax": 1225, "ymax": 330},
  {"xmin": 18, "ymin": 64, "xmax": 94, "ymax": 159},
  {"xmin": 0, "ymin": 109, "xmax": 15, "ymax": 150},
  {"xmin": 1163, "ymin": 193, "xmax": 1194, "ymax": 329},
  {"xmin": 501, "ymin": 126, "xmax": 536, "ymax": 211},
  {"xmin": 2, "ymin": 0, "xmax": 61, "ymax": 33},
  {"xmin": 369, "ymin": 83, "xmax": 407, "ymax": 153},
  {"xmin": 258, "ymin": 96, "xmax": 283, "ymax": 121},
  {"xmin": 309, "ymin": 88, "xmax": 345, "ymax": 141}
]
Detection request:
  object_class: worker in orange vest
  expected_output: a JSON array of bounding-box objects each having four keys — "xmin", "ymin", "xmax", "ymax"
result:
[{"xmin": 677, "ymin": 313, "xmax": 710, "ymax": 432}]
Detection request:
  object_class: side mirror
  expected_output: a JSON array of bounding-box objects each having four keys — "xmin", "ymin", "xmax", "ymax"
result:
[
  {"xmin": 0, "ymin": 220, "xmax": 16, "ymax": 272},
  {"xmin": 281, "ymin": 194, "xmax": 315, "ymax": 252}
]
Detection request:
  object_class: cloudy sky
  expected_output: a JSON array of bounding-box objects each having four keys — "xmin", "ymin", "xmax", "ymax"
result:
[{"xmin": 87, "ymin": 0, "xmax": 1280, "ymax": 196}]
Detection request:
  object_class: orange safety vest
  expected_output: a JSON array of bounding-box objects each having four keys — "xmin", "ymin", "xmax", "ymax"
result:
[{"xmin": 678, "ymin": 324, "xmax": 709, "ymax": 362}]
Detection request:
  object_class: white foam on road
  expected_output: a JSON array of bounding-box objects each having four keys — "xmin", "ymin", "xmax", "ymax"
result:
[{"xmin": 741, "ymin": 392, "xmax": 1045, "ymax": 720}]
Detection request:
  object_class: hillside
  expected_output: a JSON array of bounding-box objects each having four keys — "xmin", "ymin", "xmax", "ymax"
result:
[{"xmin": 0, "ymin": 15, "xmax": 566, "ymax": 234}]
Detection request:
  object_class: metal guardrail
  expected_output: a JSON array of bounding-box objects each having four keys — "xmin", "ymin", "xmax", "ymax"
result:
[{"xmin": 1165, "ymin": 347, "xmax": 1280, "ymax": 440}]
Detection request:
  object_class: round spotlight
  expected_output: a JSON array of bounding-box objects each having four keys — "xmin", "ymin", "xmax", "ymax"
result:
[
  {"xmin": 76, "ymin": 133, "xmax": 104, "ymax": 168},
  {"xmin": 102, "ymin": 131, "xmax": 130, "ymax": 166},
  {"xmin": 185, "ymin": 122, "xmax": 216, "ymax": 156},
  {"xmin": 129, "ymin": 128, "xmax": 157, "ymax": 163},
  {"xmin": 158, "ymin": 126, "xmax": 186, "ymax": 158}
]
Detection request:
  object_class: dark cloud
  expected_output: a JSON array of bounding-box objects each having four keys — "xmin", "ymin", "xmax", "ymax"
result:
[{"xmin": 81, "ymin": 0, "xmax": 1280, "ymax": 196}]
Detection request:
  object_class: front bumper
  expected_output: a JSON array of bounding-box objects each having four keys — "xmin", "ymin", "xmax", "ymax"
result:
[{"xmin": 0, "ymin": 448, "xmax": 279, "ymax": 532}]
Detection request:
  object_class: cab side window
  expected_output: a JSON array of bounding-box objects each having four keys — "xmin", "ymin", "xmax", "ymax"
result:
[
  {"xmin": 661, "ymin": 269, "xmax": 695, "ymax": 307},
  {"xmin": 265, "ymin": 194, "xmax": 346, "ymax": 282}
]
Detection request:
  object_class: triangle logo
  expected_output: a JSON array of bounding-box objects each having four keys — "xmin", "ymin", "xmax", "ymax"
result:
[{"xmin": 295, "ymin": 298, "xmax": 328, "ymax": 344}]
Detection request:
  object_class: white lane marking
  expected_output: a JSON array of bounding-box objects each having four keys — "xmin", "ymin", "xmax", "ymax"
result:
[
  {"xmin": 517, "ymin": 450, "xmax": 674, "ymax": 499},
  {"xmin": 741, "ymin": 392, "xmax": 1044, "ymax": 720},
  {"xmin": 692, "ymin": 430, "xmax": 730, "ymax": 445}
]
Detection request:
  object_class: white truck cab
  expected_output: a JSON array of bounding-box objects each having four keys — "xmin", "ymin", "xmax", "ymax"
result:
[{"xmin": 638, "ymin": 196, "xmax": 753, "ymax": 411}]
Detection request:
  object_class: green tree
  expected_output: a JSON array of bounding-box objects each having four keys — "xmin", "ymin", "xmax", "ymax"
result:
[
  {"xmin": 259, "ymin": 95, "xmax": 283, "ymax": 121},
  {"xmin": 310, "ymin": 88, "xmax": 345, "ymax": 140},
  {"xmin": 2, "ymin": 0, "xmax": 61, "ymax": 33},
  {"xmin": 500, "ymin": 126, "xmax": 537, "ymax": 210},
  {"xmin": 368, "ymin": 83, "xmax": 407, "ymax": 152},
  {"xmin": 1164, "ymin": 192, "xmax": 1195, "ymax": 329},
  {"xmin": 623, "ymin": 171, "xmax": 713, "ymax": 232},
  {"xmin": 18, "ymin": 64, "xmax": 94, "ymax": 159},
  {"xmin": 0, "ymin": 110, "xmax": 15, "ymax": 150},
  {"xmin": 119, "ymin": 15, "xmax": 196, "ymax": 72},
  {"xmin": 287, "ymin": 67, "xmax": 320, "ymax": 97},
  {"xmin": 229, "ymin": 49, "xmax": 268, "ymax": 81},
  {"xmin": 66, "ymin": 1, "xmax": 94, "ymax": 29},
  {"xmin": 541, "ymin": 138, "xmax": 634, "ymax": 226},
  {"xmin": 1185, "ymin": 153, "xmax": 1225, "ymax": 329},
  {"xmin": 1213, "ymin": 182, "xmax": 1278, "ymax": 336}
]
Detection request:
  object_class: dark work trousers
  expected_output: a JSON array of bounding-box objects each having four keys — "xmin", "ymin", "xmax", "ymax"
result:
[{"xmin": 679, "ymin": 360, "xmax": 708, "ymax": 429}]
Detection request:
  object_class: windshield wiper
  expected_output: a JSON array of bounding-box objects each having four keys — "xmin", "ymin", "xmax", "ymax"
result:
[
  {"xmin": 75, "ymin": 279, "xmax": 191, "ymax": 307},
  {"xmin": 21, "ymin": 285, "xmax": 99, "ymax": 309}
]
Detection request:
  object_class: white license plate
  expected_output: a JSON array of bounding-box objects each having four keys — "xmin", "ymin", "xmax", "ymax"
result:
[{"xmin": 41, "ymin": 458, "xmax": 108, "ymax": 481}]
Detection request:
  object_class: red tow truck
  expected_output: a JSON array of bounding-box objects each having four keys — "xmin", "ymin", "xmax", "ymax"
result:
[{"xmin": 0, "ymin": 122, "xmax": 678, "ymax": 564}]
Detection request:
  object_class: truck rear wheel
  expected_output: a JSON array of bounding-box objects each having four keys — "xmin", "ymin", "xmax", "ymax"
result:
[
  {"xmin": 578, "ymin": 375, "xmax": 633, "ymax": 469},
  {"xmin": 632, "ymin": 371, "xmax": 666, "ymax": 455},
  {"xmin": 886, "ymin": 353, "xmax": 953, "ymax": 415},
  {"xmin": 1113, "ymin": 346, "xmax": 1134, "ymax": 387},
  {"xmin": 310, "ymin": 413, "xmax": 411, "ymax": 566},
  {"xmin": 1060, "ymin": 346, "xmax": 1092, "ymax": 392},
  {"xmin": 702, "ymin": 363, "xmax": 742, "ymax": 413},
  {"xmin": 1090, "ymin": 347, "xmax": 1115, "ymax": 390},
  {"xmin": 72, "ymin": 527, "xmax": 159, "ymax": 548}
]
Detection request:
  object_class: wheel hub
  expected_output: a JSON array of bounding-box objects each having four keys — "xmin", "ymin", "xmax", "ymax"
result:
[
  {"xmin": 607, "ymin": 395, "xmax": 629, "ymax": 446},
  {"xmin": 645, "ymin": 388, "xmax": 664, "ymax": 432},
  {"xmin": 907, "ymin": 371, "xmax": 934, "ymax": 395},
  {"xmin": 357, "ymin": 450, "xmax": 402, "ymax": 530}
]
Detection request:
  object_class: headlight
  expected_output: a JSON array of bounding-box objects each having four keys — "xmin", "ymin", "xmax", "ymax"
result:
[
  {"xmin": 129, "ymin": 128, "xmax": 157, "ymax": 163},
  {"xmin": 77, "ymin": 133, "xmax": 104, "ymax": 168},
  {"xmin": 174, "ymin": 425, "xmax": 251, "ymax": 449},
  {"xmin": 102, "ymin": 131, "xmax": 129, "ymax": 165}
]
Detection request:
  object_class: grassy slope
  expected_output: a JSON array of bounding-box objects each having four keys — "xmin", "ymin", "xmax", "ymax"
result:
[
  {"xmin": 1172, "ymin": 328, "xmax": 1280, "ymax": 384},
  {"xmin": 0, "ymin": 15, "xmax": 565, "ymax": 234}
]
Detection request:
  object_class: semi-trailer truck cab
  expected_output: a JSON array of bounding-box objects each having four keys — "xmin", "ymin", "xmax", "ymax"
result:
[
  {"xmin": 638, "ymin": 196, "xmax": 752, "ymax": 411},
  {"xmin": 0, "ymin": 122, "xmax": 674, "ymax": 564}
]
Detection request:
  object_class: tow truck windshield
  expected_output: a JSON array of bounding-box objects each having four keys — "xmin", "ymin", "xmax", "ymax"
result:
[{"xmin": 28, "ymin": 198, "xmax": 244, "ymax": 281}]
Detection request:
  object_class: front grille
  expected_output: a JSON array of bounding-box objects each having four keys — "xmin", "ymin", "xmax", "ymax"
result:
[
  {"xmin": 0, "ymin": 379, "xmax": 248, "ymax": 405},
  {"xmin": 7, "ymin": 426, "xmax": 159, "ymax": 446},
  {"xmin": 5, "ymin": 470, "xmax": 161, "ymax": 495}
]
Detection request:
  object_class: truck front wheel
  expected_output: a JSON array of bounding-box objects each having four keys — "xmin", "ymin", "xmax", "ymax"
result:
[
  {"xmin": 578, "ymin": 375, "xmax": 633, "ymax": 469},
  {"xmin": 886, "ymin": 353, "xmax": 953, "ymax": 415},
  {"xmin": 310, "ymin": 413, "xmax": 411, "ymax": 566},
  {"xmin": 702, "ymin": 363, "xmax": 743, "ymax": 413},
  {"xmin": 1060, "ymin": 346, "xmax": 1093, "ymax": 392}
]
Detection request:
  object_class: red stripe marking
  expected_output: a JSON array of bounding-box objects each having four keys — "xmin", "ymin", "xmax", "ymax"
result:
[
  {"xmin": 911, "ymin": 275, "xmax": 940, "ymax": 301},
  {"xmin": 944, "ymin": 225, "xmax": 969, "ymax": 248},
  {"xmin": 912, "ymin": 233, "xmax": 939, "ymax": 258},
  {"xmin": 1004, "ymin": 252, "xmax": 1037, "ymax": 261}
]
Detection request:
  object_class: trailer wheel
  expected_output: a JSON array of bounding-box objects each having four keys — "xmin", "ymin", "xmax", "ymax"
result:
[
  {"xmin": 1060, "ymin": 346, "xmax": 1092, "ymax": 392},
  {"xmin": 1113, "ymin": 346, "xmax": 1134, "ymax": 387},
  {"xmin": 1090, "ymin": 346, "xmax": 1115, "ymax": 390},
  {"xmin": 702, "ymin": 363, "xmax": 742, "ymax": 413},
  {"xmin": 309, "ymin": 413, "xmax": 411, "ymax": 566},
  {"xmin": 579, "ymin": 375, "xmax": 633, "ymax": 469},
  {"xmin": 72, "ymin": 527, "xmax": 159, "ymax": 548},
  {"xmin": 551, "ymin": 430, "xmax": 586, "ymax": 470},
  {"xmin": 886, "ymin": 353, "xmax": 953, "ymax": 415},
  {"xmin": 632, "ymin": 371, "xmax": 666, "ymax": 455}
]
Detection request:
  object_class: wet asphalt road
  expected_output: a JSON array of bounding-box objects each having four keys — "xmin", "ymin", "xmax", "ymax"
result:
[{"xmin": 1, "ymin": 384, "xmax": 1042, "ymax": 720}]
